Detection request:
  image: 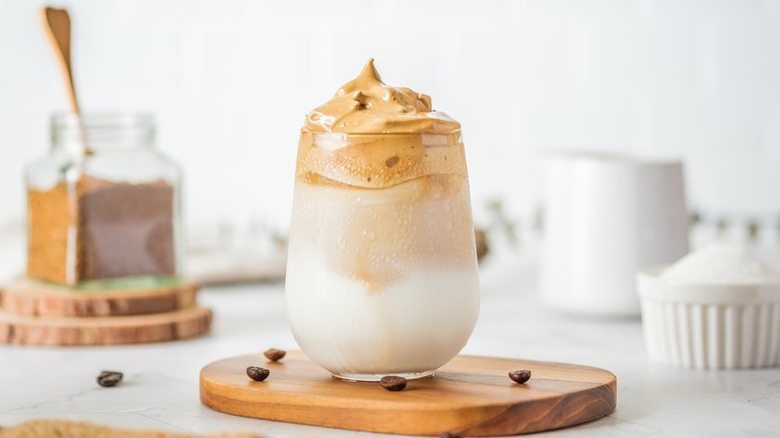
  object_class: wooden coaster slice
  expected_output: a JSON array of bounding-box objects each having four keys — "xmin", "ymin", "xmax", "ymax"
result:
[
  {"xmin": 0, "ymin": 278, "xmax": 199, "ymax": 317},
  {"xmin": 0, "ymin": 306, "xmax": 212, "ymax": 346},
  {"xmin": 200, "ymin": 351, "xmax": 617, "ymax": 436}
]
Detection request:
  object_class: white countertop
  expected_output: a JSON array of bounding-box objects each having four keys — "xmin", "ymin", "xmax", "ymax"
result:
[{"xmin": 1, "ymin": 247, "xmax": 779, "ymax": 438}]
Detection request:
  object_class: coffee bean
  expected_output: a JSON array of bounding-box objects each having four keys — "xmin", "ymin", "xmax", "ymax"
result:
[
  {"xmin": 379, "ymin": 376, "xmax": 407, "ymax": 391},
  {"xmin": 508, "ymin": 369, "xmax": 531, "ymax": 384},
  {"xmin": 263, "ymin": 348, "xmax": 286, "ymax": 362},
  {"xmin": 97, "ymin": 371, "xmax": 123, "ymax": 387},
  {"xmin": 246, "ymin": 366, "xmax": 270, "ymax": 382},
  {"xmin": 441, "ymin": 433, "xmax": 463, "ymax": 438}
]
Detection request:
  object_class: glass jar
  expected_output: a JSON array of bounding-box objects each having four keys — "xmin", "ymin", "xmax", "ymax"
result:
[
  {"xmin": 285, "ymin": 131, "xmax": 480, "ymax": 381},
  {"xmin": 26, "ymin": 113, "xmax": 182, "ymax": 289}
]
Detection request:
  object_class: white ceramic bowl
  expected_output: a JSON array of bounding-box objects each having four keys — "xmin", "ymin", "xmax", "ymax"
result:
[{"xmin": 637, "ymin": 267, "xmax": 780, "ymax": 369}]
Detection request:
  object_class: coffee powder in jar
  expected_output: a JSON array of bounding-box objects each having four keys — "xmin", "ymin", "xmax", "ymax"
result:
[{"xmin": 26, "ymin": 113, "xmax": 181, "ymax": 288}]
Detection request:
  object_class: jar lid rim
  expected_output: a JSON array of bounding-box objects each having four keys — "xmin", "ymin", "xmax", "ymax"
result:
[{"xmin": 51, "ymin": 112, "xmax": 155, "ymax": 128}]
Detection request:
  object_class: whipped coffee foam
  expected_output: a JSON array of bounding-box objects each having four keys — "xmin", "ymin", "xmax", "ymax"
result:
[{"xmin": 304, "ymin": 58, "xmax": 460, "ymax": 135}]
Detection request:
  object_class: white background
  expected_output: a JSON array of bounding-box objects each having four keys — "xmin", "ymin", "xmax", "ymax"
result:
[{"xmin": 1, "ymin": 0, "xmax": 779, "ymax": 236}]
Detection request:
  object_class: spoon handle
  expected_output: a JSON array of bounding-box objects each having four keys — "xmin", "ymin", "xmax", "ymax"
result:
[{"xmin": 40, "ymin": 7, "xmax": 80, "ymax": 113}]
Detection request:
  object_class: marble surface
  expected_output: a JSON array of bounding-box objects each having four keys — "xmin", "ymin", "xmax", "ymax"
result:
[{"xmin": 1, "ymin": 249, "xmax": 779, "ymax": 438}]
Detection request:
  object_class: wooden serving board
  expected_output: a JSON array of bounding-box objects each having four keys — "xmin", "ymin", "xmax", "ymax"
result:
[
  {"xmin": 200, "ymin": 351, "xmax": 617, "ymax": 436},
  {"xmin": 0, "ymin": 279, "xmax": 198, "ymax": 317},
  {"xmin": 0, "ymin": 306, "xmax": 212, "ymax": 346}
]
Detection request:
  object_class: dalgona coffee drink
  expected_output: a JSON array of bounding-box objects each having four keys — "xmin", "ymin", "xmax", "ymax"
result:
[{"xmin": 285, "ymin": 59, "xmax": 480, "ymax": 380}]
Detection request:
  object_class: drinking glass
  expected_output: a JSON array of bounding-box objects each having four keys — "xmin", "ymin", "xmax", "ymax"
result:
[{"xmin": 285, "ymin": 131, "xmax": 480, "ymax": 381}]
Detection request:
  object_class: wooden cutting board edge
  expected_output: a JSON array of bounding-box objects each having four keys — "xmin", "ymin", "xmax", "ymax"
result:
[{"xmin": 199, "ymin": 352, "xmax": 617, "ymax": 436}]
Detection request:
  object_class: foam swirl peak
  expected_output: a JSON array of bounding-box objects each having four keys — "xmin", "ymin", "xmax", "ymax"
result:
[{"xmin": 304, "ymin": 59, "xmax": 460, "ymax": 134}]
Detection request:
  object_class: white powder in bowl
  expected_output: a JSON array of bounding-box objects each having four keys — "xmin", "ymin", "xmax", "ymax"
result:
[{"xmin": 661, "ymin": 243, "xmax": 780, "ymax": 285}]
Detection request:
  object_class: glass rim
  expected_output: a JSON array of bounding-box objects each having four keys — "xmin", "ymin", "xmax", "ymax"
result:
[
  {"xmin": 300, "ymin": 128, "xmax": 463, "ymax": 142},
  {"xmin": 299, "ymin": 129, "xmax": 461, "ymax": 137}
]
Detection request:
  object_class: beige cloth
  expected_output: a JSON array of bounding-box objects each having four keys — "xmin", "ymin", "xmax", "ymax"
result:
[{"xmin": 0, "ymin": 420, "xmax": 258, "ymax": 438}]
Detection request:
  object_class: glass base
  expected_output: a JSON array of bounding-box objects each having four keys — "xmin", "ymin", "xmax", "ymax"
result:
[{"xmin": 331, "ymin": 370, "xmax": 435, "ymax": 382}]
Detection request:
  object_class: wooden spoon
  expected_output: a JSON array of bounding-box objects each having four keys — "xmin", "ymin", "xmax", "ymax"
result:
[
  {"xmin": 40, "ymin": 6, "xmax": 92, "ymax": 155},
  {"xmin": 40, "ymin": 7, "xmax": 80, "ymax": 113}
]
